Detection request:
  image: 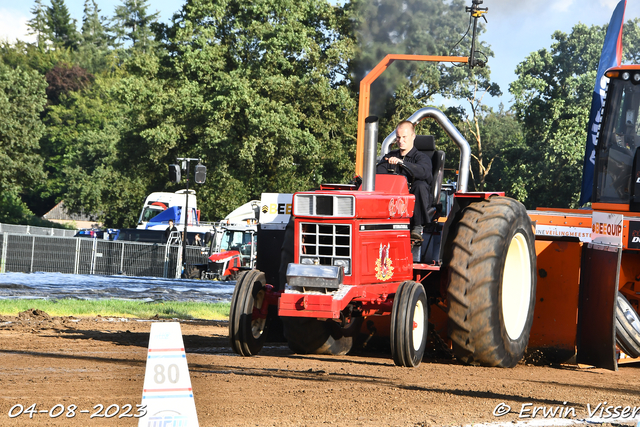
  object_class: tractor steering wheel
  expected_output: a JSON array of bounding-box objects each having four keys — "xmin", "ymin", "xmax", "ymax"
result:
[
  {"xmin": 385, "ymin": 162, "xmax": 415, "ymax": 187},
  {"xmin": 377, "ymin": 157, "xmax": 415, "ymax": 187}
]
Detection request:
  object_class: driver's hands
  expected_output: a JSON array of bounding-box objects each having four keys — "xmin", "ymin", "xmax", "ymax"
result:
[{"xmin": 386, "ymin": 156, "xmax": 404, "ymax": 165}]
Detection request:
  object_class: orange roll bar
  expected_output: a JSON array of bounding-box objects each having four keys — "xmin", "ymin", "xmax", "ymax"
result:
[{"xmin": 355, "ymin": 54, "xmax": 469, "ymax": 177}]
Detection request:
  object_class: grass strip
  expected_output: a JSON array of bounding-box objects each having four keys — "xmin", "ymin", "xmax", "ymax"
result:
[{"xmin": 0, "ymin": 299, "xmax": 230, "ymax": 320}]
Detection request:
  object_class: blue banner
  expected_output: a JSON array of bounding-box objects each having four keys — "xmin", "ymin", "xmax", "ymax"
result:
[{"xmin": 579, "ymin": 0, "xmax": 626, "ymax": 205}]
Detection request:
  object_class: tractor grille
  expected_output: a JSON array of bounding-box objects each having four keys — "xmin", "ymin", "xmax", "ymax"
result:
[
  {"xmin": 294, "ymin": 194, "xmax": 355, "ymax": 217},
  {"xmin": 299, "ymin": 223, "xmax": 352, "ymax": 275}
]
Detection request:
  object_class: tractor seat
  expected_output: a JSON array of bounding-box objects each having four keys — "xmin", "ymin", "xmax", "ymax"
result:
[{"xmin": 414, "ymin": 135, "xmax": 445, "ymax": 222}]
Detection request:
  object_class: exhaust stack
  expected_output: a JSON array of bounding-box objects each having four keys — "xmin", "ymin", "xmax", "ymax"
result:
[{"xmin": 363, "ymin": 116, "xmax": 379, "ymax": 192}]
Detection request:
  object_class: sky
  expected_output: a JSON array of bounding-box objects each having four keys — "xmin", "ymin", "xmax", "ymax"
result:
[{"xmin": 1, "ymin": 0, "xmax": 640, "ymax": 110}]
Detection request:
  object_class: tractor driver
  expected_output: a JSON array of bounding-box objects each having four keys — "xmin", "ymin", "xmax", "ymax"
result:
[{"xmin": 376, "ymin": 120, "xmax": 432, "ymax": 241}]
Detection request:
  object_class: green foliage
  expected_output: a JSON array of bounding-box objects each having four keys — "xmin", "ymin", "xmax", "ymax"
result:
[
  {"xmin": 27, "ymin": 0, "xmax": 50, "ymax": 50},
  {"xmin": 42, "ymin": 72, "xmax": 138, "ymax": 226},
  {"xmin": 509, "ymin": 21, "xmax": 640, "ymax": 208},
  {"xmin": 471, "ymin": 107, "xmax": 526, "ymax": 196},
  {"xmin": 112, "ymin": 0, "xmax": 160, "ymax": 52},
  {"xmin": 0, "ymin": 62, "xmax": 48, "ymax": 223},
  {"xmin": 81, "ymin": 0, "xmax": 110, "ymax": 49},
  {"xmin": 79, "ymin": 0, "xmax": 115, "ymax": 73},
  {"xmin": 350, "ymin": 0, "xmax": 498, "ymax": 120},
  {"xmin": 0, "ymin": 191, "xmax": 38, "ymax": 225},
  {"xmin": 47, "ymin": 0, "xmax": 81, "ymax": 50},
  {"xmin": 147, "ymin": 0, "xmax": 358, "ymax": 220}
]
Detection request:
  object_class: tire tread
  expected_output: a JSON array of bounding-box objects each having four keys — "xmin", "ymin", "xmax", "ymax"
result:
[{"xmin": 446, "ymin": 197, "xmax": 536, "ymax": 368}]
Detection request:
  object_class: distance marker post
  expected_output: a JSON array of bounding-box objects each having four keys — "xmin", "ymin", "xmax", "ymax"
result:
[{"xmin": 138, "ymin": 322, "xmax": 199, "ymax": 427}]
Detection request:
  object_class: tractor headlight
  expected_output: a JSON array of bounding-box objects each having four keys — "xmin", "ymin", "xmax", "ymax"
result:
[
  {"xmin": 300, "ymin": 256, "xmax": 319, "ymax": 265},
  {"xmin": 634, "ymin": 73, "xmax": 640, "ymax": 82},
  {"xmin": 623, "ymin": 71, "xmax": 631, "ymax": 80},
  {"xmin": 333, "ymin": 258, "xmax": 351, "ymax": 275}
]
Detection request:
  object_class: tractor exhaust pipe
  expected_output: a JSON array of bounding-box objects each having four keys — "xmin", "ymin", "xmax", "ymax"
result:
[
  {"xmin": 378, "ymin": 107, "xmax": 471, "ymax": 193},
  {"xmin": 363, "ymin": 116, "xmax": 379, "ymax": 192}
]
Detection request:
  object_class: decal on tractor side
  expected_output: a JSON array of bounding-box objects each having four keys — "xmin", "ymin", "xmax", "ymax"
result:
[
  {"xmin": 629, "ymin": 221, "xmax": 640, "ymax": 249},
  {"xmin": 388, "ymin": 197, "xmax": 408, "ymax": 217},
  {"xmin": 375, "ymin": 243, "xmax": 394, "ymax": 281}
]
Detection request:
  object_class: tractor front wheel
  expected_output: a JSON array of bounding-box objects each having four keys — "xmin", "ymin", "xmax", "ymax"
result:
[
  {"xmin": 229, "ymin": 270, "xmax": 268, "ymax": 356},
  {"xmin": 390, "ymin": 281, "xmax": 429, "ymax": 367},
  {"xmin": 446, "ymin": 196, "xmax": 536, "ymax": 367}
]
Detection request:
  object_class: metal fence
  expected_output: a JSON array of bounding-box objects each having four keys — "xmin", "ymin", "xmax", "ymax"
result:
[
  {"xmin": 0, "ymin": 233, "xmax": 209, "ymax": 279},
  {"xmin": 0, "ymin": 223, "xmax": 77, "ymax": 238}
]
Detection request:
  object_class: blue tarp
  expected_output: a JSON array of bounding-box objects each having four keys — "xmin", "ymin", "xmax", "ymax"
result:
[{"xmin": 146, "ymin": 206, "xmax": 181, "ymax": 227}]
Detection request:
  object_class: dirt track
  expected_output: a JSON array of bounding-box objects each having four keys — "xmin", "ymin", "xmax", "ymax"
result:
[{"xmin": 0, "ymin": 310, "xmax": 639, "ymax": 427}]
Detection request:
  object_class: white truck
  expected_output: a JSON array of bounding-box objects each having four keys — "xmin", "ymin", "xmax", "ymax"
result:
[
  {"xmin": 137, "ymin": 190, "xmax": 197, "ymax": 229},
  {"xmin": 136, "ymin": 190, "xmax": 216, "ymax": 237},
  {"xmin": 198, "ymin": 193, "xmax": 293, "ymax": 280}
]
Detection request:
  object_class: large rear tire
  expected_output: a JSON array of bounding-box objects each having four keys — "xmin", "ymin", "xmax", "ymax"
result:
[
  {"xmin": 616, "ymin": 294, "xmax": 640, "ymax": 358},
  {"xmin": 390, "ymin": 281, "xmax": 429, "ymax": 367},
  {"xmin": 229, "ymin": 270, "xmax": 268, "ymax": 356},
  {"xmin": 446, "ymin": 197, "xmax": 536, "ymax": 367}
]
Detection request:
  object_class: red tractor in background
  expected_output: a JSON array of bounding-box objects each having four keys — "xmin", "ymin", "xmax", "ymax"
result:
[{"xmin": 229, "ymin": 0, "xmax": 537, "ymax": 367}]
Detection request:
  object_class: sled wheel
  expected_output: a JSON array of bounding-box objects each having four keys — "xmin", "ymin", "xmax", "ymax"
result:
[
  {"xmin": 282, "ymin": 317, "xmax": 354, "ymax": 356},
  {"xmin": 390, "ymin": 281, "xmax": 428, "ymax": 367},
  {"xmin": 616, "ymin": 294, "xmax": 640, "ymax": 358},
  {"xmin": 446, "ymin": 196, "xmax": 536, "ymax": 367},
  {"xmin": 229, "ymin": 270, "xmax": 268, "ymax": 356}
]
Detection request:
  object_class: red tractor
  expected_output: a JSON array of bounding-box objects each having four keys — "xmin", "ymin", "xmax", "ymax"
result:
[
  {"xmin": 229, "ymin": 1, "xmax": 537, "ymax": 367},
  {"xmin": 229, "ymin": 111, "xmax": 537, "ymax": 368}
]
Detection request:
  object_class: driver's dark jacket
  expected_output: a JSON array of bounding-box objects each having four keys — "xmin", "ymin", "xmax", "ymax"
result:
[{"xmin": 376, "ymin": 147, "xmax": 432, "ymax": 185}]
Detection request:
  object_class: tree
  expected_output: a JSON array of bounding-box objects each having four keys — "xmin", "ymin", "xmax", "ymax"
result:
[
  {"xmin": 508, "ymin": 22, "xmax": 640, "ymax": 208},
  {"xmin": 461, "ymin": 83, "xmax": 496, "ymax": 192},
  {"xmin": 37, "ymin": 70, "xmax": 136, "ymax": 224},
  {"xmin": 0, "ymin": 63, "xmax": 48, "ymax": 223},
  {"xmin": 349, "ymin": 0, "xmax": 498, "ymax": 120},
  {"xmin": 78, "ymin": 0, "xmax": 116, "ymax": 74},
  {"xmin": 81, "ymin": 0, "xmax": 110, "ymax": 49},
  {"xmin": 47, "ymin": 0, "xmax": 80, "ymax": 50},
  {"xmin": 27, "ymin": 0, "xmax": 51, "ymax": 50},
  {"xmin": 140, "ymin": 0, "xmax": 358, "ymax": 220},
  {"xmin": 472, "ymin": 107, "xmax": 525, "ymax": 197},
  {"xmin": 111, "ymin": 0, "xmax": 160, "ymax": 53},
  {"xmin": 44, "ymin": 63, "xmax": 94, "ymax": 105}
]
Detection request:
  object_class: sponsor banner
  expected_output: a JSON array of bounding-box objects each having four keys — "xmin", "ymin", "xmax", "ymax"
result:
[
  {"xmin": 591, "ymin": 212, "xmax": 623, "ymax": 247},
  {"xmin": 579, "ymin": 0, "xmax": 626, "ymax": 205},
  {"xmin": 259, "ymin": 193, "xmax": 293, "ymax": 229},
  {"xmin": 535, "ymin": 225, "xmax": 592, "ymax": 242}
]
